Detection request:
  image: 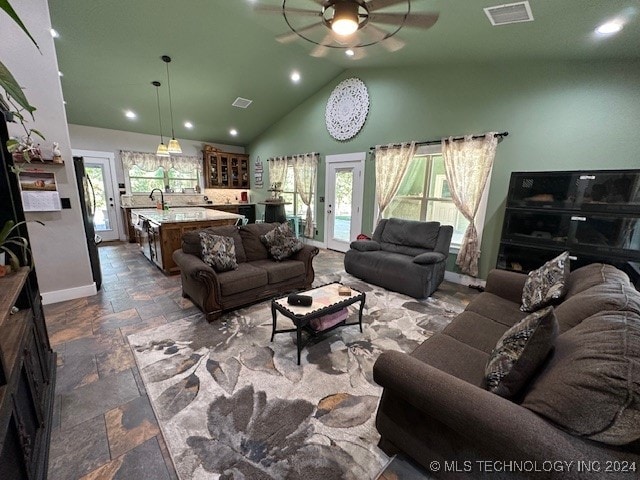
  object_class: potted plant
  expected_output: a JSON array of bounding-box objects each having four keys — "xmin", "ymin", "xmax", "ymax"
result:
[
  {"xmin": 0, "ymin": 1, "xmax": 45, "ymax": 166},
  {"xmin": 0, "ymin": 220, "xmax": 43, "ymax": 277}
]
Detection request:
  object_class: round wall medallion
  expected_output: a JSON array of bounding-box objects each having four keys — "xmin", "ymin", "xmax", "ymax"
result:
[{"xmin": 325, "ymin": 77, "xmax": 369, "ymax": 141}]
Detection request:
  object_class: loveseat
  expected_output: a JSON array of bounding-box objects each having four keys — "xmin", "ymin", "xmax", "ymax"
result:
[
  {"xmin": 344, "ymin": 218, "xmax": 452, "ymax": 298},
  {"xmin": 173, "ymin": 223, "xmax": 318, "ymax": 321},
  {"xmin": 373, "ymin": 263, "xmax": 640, "ymax": 479}
]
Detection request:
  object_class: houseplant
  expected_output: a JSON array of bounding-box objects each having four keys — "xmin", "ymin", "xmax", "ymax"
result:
[
  {"xmin": 0, "ymin": 220, "xmax": 43, "ymax": 276},
  {"xmin": 0, "ymin": 0, "xmax": 45, "ymax": 165}
]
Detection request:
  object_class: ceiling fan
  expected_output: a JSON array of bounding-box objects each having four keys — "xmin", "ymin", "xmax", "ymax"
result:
[{"xmin": 256, "ymin": 0, "xmax": 439, "ymax": 57}]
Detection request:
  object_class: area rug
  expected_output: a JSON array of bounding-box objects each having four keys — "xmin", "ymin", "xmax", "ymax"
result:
[{"xmin": 128, "ymin": 271, "xmax": 464, "ymax": 479}]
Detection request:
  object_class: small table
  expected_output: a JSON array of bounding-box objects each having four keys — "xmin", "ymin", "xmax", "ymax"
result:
[{"xmin": 271, "ymin": 283, "xmax": 366, "ymax": 365}]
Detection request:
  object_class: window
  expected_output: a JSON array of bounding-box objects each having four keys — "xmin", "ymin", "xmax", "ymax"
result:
[
  {"xmin": 127, "ymin": 165, "xmax": 198, "ymax": 193},
  {"xmin": 281, "ymin": 162, "xmax": 315, "ymax": 234},
  {"xmin": 383, "ymin": 146, "xmax": 487, "ymax": 248}
]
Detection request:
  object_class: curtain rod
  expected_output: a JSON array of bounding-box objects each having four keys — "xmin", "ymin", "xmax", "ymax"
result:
[
  {"xmin": 369, "ymin": 132, "xmax": 509, "ymax": 151},
  {"xmin": 267, "ymin": 152, "xmax": 319, "ymax": 161}
]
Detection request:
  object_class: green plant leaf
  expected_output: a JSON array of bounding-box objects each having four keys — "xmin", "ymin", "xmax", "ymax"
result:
[
  {"xmin": 6, "ymin": 138, "xmax": 18, "ymax": 151},
  {"xmin": 0, "ymin": 0, "xmax": 39, "ymax": 50},
  {"xmin": 0, "ymin": 220, "xmax": 15, "ymax": 243},
  {"xmin": 0, "ymin": 60, "xmax": 36, "ymax": 116},
  {"xmin": 30, "ymin": 128, "xmax": 45, "ymax": 140},
  {"xmin": 0, "ymin": 245, "xmax": 21, "ymax": 270}
]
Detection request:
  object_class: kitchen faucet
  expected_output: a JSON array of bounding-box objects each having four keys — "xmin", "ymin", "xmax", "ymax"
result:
[{"xmin": 149, "ymin": 188, "xmax": 165, "ymax": 210}]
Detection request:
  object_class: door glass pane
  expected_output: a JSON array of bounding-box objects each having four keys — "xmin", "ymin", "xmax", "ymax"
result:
[
  {"xmin": 333, "ymin": 170, "xmax": 353, "ymax": 242},
  {"xmin": 86, "ymin": 165, "xmax": 110, "ymax": 231}
]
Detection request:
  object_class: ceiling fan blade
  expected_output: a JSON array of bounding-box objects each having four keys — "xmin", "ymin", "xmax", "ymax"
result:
[
  {"xmin": 275, "ymin": 22, "xmax": 324, "ymax": 43},
  {"xmin": 350, "ymin": 48, "xmax": 367, "ymax": 60},
  {"xmin": 369, "ymin": 12, "xmax": 439, "ymax": 29},
  {"xmin": 254, "ymin": 5, "xmax": 320, "ymax": 17},
  {"xmin": 380, "ymin": 35, "xmax": 405, "ymax": 52},
  {"xmin": 310, "ymin": 33, "xmax": 335, "ymax": 57},
  {"xmin": 365, "ymin": 23, "xmax": 405, "ymax": 51},
  {"xmin": 365, "ymin": 0, "xmax": 407, "ymax": 12}
]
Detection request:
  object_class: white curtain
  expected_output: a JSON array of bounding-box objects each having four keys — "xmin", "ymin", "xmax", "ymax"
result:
[
  {"xmin": 292, "ymin": 153, "xmax": 317, "ymax": 237},
  {"xmin": 268, "ymin": 156, "xmax": 288, "ymax": 190},
  {"xmin": 441, "ymin": 133, "xmax": 498, "ymax": 277},
  {"xmin": 374, "ymin": 141, "xmax": 417, "ymax": 222},
  {"xmin": 120, "ymin": 150, "xmax": 200, "ymax": 174}
]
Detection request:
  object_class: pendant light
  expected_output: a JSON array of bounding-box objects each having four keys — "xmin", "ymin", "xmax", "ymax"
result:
[
  {"xmin": 152, "ymin": 81, "xmax": 169, "ymax": 157},
  {"xmin": 162, "ymin": 55, "xmax": 182, "ymax": 154}
]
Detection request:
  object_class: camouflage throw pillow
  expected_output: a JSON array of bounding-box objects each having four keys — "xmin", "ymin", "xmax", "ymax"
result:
[
  {"xmin": 485, "ymin": 306, "xmax": 558, "ymax": 398},
  {"xmin": 521, "ymin": 251, "xmax": 570, "ymax": 312},
  {"xmin": 199, "ymin": 232, "xmax": 237, "ymax": 272},
  {"xmin": 260, "ymin": 223, "xmax": 303, "ymax": 261}
]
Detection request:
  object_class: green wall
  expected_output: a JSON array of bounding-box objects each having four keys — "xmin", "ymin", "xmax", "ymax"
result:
[{"xmin": 248, "ymin": 60, "xmax": 640, "ymax": 279}]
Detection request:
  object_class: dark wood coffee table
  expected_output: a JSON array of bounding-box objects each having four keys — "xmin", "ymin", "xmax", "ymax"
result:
[{"xmin": 271, "ymin": 282, "xmax": 365, "ymax": 365}]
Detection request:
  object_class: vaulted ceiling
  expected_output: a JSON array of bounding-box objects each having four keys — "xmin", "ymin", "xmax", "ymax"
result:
[{"xmin": 48, "ymin": 0, "xmax": 640, "ymax": 146}]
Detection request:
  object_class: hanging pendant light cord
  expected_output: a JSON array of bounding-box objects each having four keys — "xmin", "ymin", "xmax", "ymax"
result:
[
  {"xmin": 155, "ymin": 83, "xmax": 165, "ymax": 143},
  {"xmin": 165, "ymin": 60, "xmax": 176, "ymax": 139}
]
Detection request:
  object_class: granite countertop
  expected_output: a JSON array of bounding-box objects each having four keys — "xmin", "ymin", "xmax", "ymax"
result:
[
  {"xmin": 122, "ymin": 203, "xmax": 255, "ymax": 209},
  {"xmin": 131, "ymin": 207, "xmax": 242, "ymax": 225}
]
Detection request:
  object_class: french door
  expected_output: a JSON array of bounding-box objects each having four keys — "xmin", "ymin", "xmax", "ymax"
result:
[
  {"xmin": 325, "ymin": 153, "xmax": 365, "ymax": 252},
  {"xmin": 74, "ymin": 151, "xmax": 120, "ymax": 242}
]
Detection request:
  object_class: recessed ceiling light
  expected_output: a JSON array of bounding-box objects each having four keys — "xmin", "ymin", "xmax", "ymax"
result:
[
  {"xmin": 345, "ymin": 49, "xmax": 355, "ymax": 57},
  {"xmin": 184, "ymin": 121, "xmax": 193, "ymax": 129},
  {"xmin": 290, "ymin": 71, "xmax": 301, "ymax": 83},
  {"xmin": 58, "ymin": 71, "xmax": 63, "ymax": 77},
  {"xmin": 230, "ymin": 129, "xmax": 238, "ymax": 136},
  {"xmin": 50, "ymin": 28, "xmax": 60, "ymax": 38},
  {"xmin": 595, "ymin": 21, "xmax": 623, "ymax": 35},
  {"xmin": 125, "ymin": 110, "xmax": 136, "ymax": 119}
]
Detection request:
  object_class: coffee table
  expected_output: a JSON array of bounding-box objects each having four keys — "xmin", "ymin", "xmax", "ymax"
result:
[{"xmin": 271, "ymin": 282, "xmax": 365, "ymax": 365}]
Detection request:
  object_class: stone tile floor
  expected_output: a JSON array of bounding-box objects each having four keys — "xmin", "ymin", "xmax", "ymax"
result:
[{"xmin": 45, "ymin": 241, "xmax": 477, "ymax": 479}]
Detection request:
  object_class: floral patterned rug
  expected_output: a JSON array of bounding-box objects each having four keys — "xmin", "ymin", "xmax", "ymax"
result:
[{"xmin": 128, "ymin": 270, "xmax": 464, "ymax": 479}]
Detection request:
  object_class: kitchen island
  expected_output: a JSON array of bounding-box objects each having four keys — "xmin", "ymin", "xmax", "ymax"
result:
[{"xmin": 131, "ymin": 207, "xmax": 242, "ymax": 274}]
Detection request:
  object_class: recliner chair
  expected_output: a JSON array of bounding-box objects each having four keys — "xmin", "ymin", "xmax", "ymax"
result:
[{"xmin": 344, "ymin": 218, "xmax": 452, "ymax": 298}]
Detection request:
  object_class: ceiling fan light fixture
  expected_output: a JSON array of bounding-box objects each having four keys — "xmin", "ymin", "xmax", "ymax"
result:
[{"xmin": 331, "ymin": 1, "xmax": 360, "ymax": 36}]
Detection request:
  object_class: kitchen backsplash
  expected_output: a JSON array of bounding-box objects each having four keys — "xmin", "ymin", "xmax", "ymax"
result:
[{"xmin": 121, "ymin": 189, "xmax": 250, "ymax": 207}]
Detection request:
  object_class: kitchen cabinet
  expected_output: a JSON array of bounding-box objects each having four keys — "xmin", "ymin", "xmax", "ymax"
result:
[
  {"xmin": 132, "ymin": 208, "xmax": 241, "ymax": 274},
  {"xmin": 497, "ymin": 169, "xmax": 640, "ymax": 289},
  {"xmin": 205, "ymin": 204, "xmax": 256, "ymax": 224},
  {"xmin": 203, "ymin": 145, "xmax": 250, "ymax": 189}
]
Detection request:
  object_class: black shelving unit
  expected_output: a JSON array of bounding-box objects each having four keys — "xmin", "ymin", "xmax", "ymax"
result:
[
  {"xmin": 497, "ymin": 169, "xmax": 640, "ymax": 289},
  {"xmin": 0, "ymin": 115, "xmax": 56, "ymax": 479}
]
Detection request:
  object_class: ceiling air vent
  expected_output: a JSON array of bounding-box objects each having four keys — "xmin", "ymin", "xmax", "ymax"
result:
[
  {"xmin": 232, "ymin": 97, "xmax": 253, "ymax": 109},
  {"xmin": 484, "ymin": 2, "xmax": 534, "ymax": 26}
]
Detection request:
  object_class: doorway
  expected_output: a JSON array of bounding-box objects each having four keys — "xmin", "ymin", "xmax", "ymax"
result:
[
  {"xmin": 73, "ymin": 150, "xmax": 120, "ymax": 242},
  {"xmin": 325, "ymin": 153, "xmax": 365, "ymax": 252}
]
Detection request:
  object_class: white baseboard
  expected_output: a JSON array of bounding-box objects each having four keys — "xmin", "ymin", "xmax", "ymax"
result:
[
  {"xmin": 444, "ymin": 271, "xmax": 486, "ymax": 288},
  {"xmin": 41, "ymin": 282, "xmax": 98, "ymax": 305},
  {"xmin": 303, "ymin": 238, "xmax": 327, "ymax": 249}
]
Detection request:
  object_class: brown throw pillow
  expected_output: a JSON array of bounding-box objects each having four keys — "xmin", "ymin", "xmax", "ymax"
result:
[
  {"xmin": 485, "ymin": 306, "xmax": 558, "ymax": 398},
  {"xmin": 521, "ymin": 251, "xmax": 570, "ymax": 312},
  {"xmin": 522, "ymin": 310, "xmax": 640, "ymax": 445},
  {"xmin": 260, "ymin": 223, "xmax": 303, "ymax": 261},
  {"xmin": 199, "ymin": 232, "xmax": 237, "ymax": 272}
]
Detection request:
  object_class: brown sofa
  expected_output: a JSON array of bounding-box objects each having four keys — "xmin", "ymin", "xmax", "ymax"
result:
[
  {"xmin": 373, "ymin": 263, "xmax": 640, "ymax": 479},
  {"xmin": 173, "ymin": 223, "xmax": 318, "ymax": 321}
]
